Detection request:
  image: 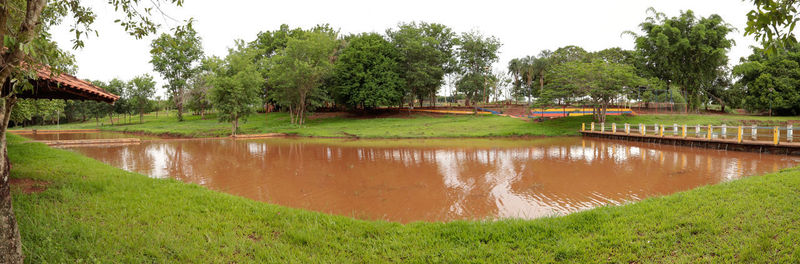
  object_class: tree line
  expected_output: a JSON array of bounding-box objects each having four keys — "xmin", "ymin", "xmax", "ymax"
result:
[
  {"xmin": 509, "ymin": 7, "xmax": 800, "ymax": 120},
  {"xmin": 144, "ymin": 22, "xmax": 504, "ymax": 134},
  {"xmin": 12, "ymin": 7, "xmax": 800, "ymax": 132}
]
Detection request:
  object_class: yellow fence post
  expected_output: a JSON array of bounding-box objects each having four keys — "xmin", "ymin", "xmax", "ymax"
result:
[
  {"xmin": 640, "ymin": 124, "xmax": 645, "ymax": 136},
  {"xmin": 707, "ymin": 125, "xmax": 712, "ymax": 139},
  {"xmin": 626, "ymin": 123, "xmax": 630, "ymax": 135},
  {"xmin": 682, "ymin": 125, "xmax": 687, "ymax": 138},
  {"xmin": 582, "ymin": 123, "xmax": 585, "ymax": 131},
  {"xmin": 774, "ymin": 126, "xmax": 780, "ymax": 145},
  {"xmin": 659, "ymin": 125, "xmax": 664, "ymax": 137},
  {"xmin": 737, "ymin": 126, "xmax": 743, "ymax": 143},
  {"xmin": 612, "ymin": 123, "xmax": 616, "ymax": 133}
]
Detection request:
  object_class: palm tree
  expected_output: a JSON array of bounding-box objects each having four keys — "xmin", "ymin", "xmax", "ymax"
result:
[{"xmin": 507, "ymin": 58, "xmax": 523, "ymax": 103}]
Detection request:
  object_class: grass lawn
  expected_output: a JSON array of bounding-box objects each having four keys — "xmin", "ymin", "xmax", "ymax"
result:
[
  {"xmin": 12, "ymin": 110, "xmax": 800, "ymax": 138},
  {"xmin": 9, "ymin": 133, "xmax": 800, "ymax": 262}
]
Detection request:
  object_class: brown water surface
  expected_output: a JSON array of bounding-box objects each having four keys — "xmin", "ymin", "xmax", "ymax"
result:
[{"xmin": 62, "ymin": 134, "xmax": 799, "ymax": 222}]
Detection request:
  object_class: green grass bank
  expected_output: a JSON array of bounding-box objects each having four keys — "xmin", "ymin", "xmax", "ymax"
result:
[
  {"xmin": 13, "ymin": 111, "xmax": 799, "ymax": 138},
  {"xmin": 9, "ymin": 133, "xmax": 800, "ymax": 262}
]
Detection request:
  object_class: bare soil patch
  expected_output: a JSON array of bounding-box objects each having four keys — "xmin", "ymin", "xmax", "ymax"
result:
[{"xmin": 10, "ymin": 178, "xmax": 50, "ymax": 194}]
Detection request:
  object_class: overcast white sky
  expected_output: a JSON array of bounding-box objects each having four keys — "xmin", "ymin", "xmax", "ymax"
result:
[{"xmin": 51, "ymin": 0, "xmax": 760, "ymax": 97}]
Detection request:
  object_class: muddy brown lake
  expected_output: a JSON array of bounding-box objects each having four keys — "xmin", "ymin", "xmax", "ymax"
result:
[{"xmin": 27, "ymin": 133, "xmax": 800, "ymax": 223}]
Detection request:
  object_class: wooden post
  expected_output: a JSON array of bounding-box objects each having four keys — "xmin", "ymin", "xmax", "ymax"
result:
[
  {"xmin": 707, "ymin": 125, "xmax": 712, "ymax": 139},
  {"xmin": 581, "ymin": 123, "xmax": 585, "ymax": 131},
  {"xmin": 682, "ymin": 125, "xmax": 687, "ymax": 138},
  {"xmin": 695, "ymin": 125, "xmax": 701, "ymax": 138},
  {"xmin": 653, "ymin": 123, "xmax": 658, "ymax": 135},
  {"xmin": 601, "ymin": 122, "xmax": 605, "ymax": 133},
  {"xmin": 737, "ymin": 126, "xmax": 743, "ymax": 143},
  {"xmin": 774, "ymin": 126, "xmax": 780, "ymax": 145},
  {"xmin": 591, "ymin": 122, "xmax": 595, "ymax": 131},
  {"xmin": 751, "ymin": 125, "xmax": 757, "ymax": 141},
  {"xmin": 788, "ymin": 124, "xmax": 793, "ymax": 143},
  {"xmin": 659, "ymin": 125, "xmax": 664, "ymax": 137},
  {"xmin": 721, "ymin": 124, "xmax": 727, "ymax": 139},
  {"xmin": 612, "ymin": 123, "xmax": 616, "ymax": 133},
  {"xmin": 625, "ymin": 123, "xmax": 630, "ymax": 135},
  {"xmin": 673, "ymin": 123, "xmax": 678, "ymax": 136}
]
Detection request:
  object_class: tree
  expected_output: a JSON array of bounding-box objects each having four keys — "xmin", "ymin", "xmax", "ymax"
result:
[
  {"xmin": 150, "ymin": 23, "xmax": 204, "ymax": 122},
  {"xmin": 548, "ymin": 60, "xmax": 644, "ymax": 122},
  {"xmin": 129, "ymin": 74, "xmax": 156, "ymax": 123},
  {"xmin": 511, "ymin": 47, "xmax": 590, "ymax": 107},
  {"xmin": 268, "ymin": 30, "xmax": 338, "ymax": 125},
  {"xmin": 106, "ymin": 78, "xmax": 131, "ymax": 124},
  {"xmin": 630, "ymin": 8, "xmax": 734, "ymax": 112},
  {"xmin": 63, "ymin": 100, "xmax": 91, "ymax": 122},
  {"xmin": 9, "ymin": 99, "xmax": 65, "ymax": 126},
  {"xmin": 0, "ymin": 2, "xmax": 183, "ymax": 260},
  {"xmin": 745, "ymin": 0, "xmax": 800, "ymax": 53},
  {"xmin": 187, "ymin": 57, "xmax": 220, "ymax": 119},
  {"xmin": 331, "ymin": 33, "xmax": 405, "ymax": 109},
  {"xmin": 249, "ymin": 24, "xmax": 305, "ymax": 120},
  {"xmin": 209, "ymin": 43, "xmax": 263, "ymax": 135},
  {"xmin": 84, "ymin": 80, "xmax": 115, "ymax": 125},
  {"xmin": 387, "ymin": 22, "xmax": 456, "ymax": 107},
  {"xmin": 733, "ymin": 44, "xmax": 800, "ymax": 115},
  {"xmin": 507, "ymin": 58, "xmax": 524, "ymax": 101},
  {"xmin": 454, "ymin": 30, "xmax": 502, "ymax": 111}
]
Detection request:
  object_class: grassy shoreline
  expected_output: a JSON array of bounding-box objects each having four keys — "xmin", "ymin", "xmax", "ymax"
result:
[
  {"xmin": 8, "ymin": 133, "xmax": 800, "ymax": 262},
  {"xmin": 12, "ymin": 111, "xmax": 800, "ymax": 139}
]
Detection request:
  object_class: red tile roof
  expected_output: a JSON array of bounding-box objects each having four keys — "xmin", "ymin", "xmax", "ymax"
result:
[{"xmin": 28, "ymin": 66, "xmax": 119, "ymax": 103}]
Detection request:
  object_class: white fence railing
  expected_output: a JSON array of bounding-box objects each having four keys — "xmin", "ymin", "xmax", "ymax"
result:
[{"xmin": 582, "ymin": 122, "xmax": 797, "ymax": 145}]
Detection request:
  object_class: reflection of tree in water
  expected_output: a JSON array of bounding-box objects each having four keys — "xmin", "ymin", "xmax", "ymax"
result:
[{"xmin": 68, "ymin": 137, "xmax": 800, "ymax": 222}]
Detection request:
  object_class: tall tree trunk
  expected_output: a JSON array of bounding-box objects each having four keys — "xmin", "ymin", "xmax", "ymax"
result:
[
  {"xmin": 0, "ymin": 96, "xmax": 22, "ymax": 264},
  {"xmin": 108, "ymin": 113, "xmax": 114, "ymax": 125},
  {"xmin": 139, "ymin": 108, "xmax": 144, "ymax": 124},
  {"xmin": 232, "ymin": 115, "xmax": 238, "ymax": 136},
  {"xmin": 539, "ymin": 74, "xmax": 544, "ymax": 99},
  {"xmin": 176, "ymin": 88, "xmax": 184, "ymax": 122}
]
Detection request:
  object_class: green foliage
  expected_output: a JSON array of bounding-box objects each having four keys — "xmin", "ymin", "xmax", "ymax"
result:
[
  {"xmin": 129, "ymin": 74, "xmax": 156, "ymax": 123},
  {"xmin": 331, "ymin": 33, "xmax": 405, "ymax": 109},
  {"xmin": 150, "ymin": 22, "xmax": 204, "ymax": 121},
  {"xmin": 745, "ymin": 0, "xmax": 800, "ymax": 53},
  {"xmin": 106, "ymin": 78, "xmax": 131, "ymax": 117},
  {"xmin": 631, "ymin": 8, "xmax": 734, "ymax": 111},
  {"xmin": 508, "ymin": 52, "xmax": 552, "ymax": 104},
  {"xmin": 455, "ymin": 30, "xmax": 501, "ymax": 108},
  {"xmin": 250, "ymin": 24, "xmax": 305, "ymax": 61},
  {"xmin": 185, "ymin": 59, "xmax": 216, "ymax": 118},
  {"xmin": 208, "ymin": 43, "xmax": 263, "ymax": 135},
  {"xmin": 548, "ymin": 59, "xmax": 644, "ymax": 122},
  {"xmin": 733, "ymin": 44, "xmax": 800, "ymax": 115},
  {"xmin": 387, "ymin": 22, "xmax": 457, "ymax": 106},
  {"xmin": 268, "ymin": 30, "xmax": 338, "ymax": 125},
  {"xmin": 9, "ymin": 99, "xmax": 65, "ymax": 126}
]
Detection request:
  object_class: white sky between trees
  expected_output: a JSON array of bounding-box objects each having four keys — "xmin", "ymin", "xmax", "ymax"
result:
[{"xmin": 51, "ymin": 0, "xmax": 760, "ymax": 98}]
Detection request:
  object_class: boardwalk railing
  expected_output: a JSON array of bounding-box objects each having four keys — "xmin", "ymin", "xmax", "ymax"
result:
[{"xmin": 581, "ymin": 122, "xmax": 797, "ymax": 145}]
